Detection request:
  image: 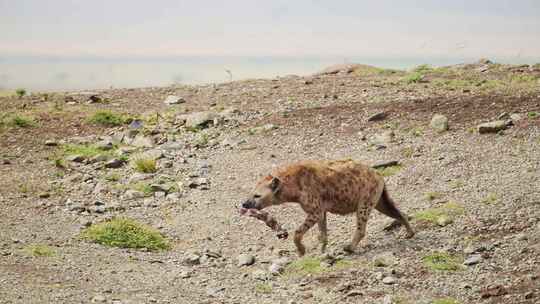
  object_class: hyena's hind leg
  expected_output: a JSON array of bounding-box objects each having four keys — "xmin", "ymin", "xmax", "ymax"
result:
[
  {"xmin": 343, "ymin": 204, "xmax": 374, "ymax": 253},
  {"xmin": 317, "ymin": 212, "xmax": 328, "ymax": 253},
  {"xmin": 375, "ymin": 186, "xmax": 415, "ymax": 238}
]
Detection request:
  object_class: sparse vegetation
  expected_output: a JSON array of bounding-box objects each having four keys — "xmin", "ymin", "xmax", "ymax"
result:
[
  {"xmin": 481, "ymin": 193, "xmax": 499, "ymax": 204},
  {"xmin": 63, "ymin": 144, "xmax": 113, "ymax": 158},
  {"xmin": 131, "ymin": 156, "xmax": 157, "ymax": 173},
  {"xmin": 24, "ymin": 244, "xmax": 56, "ymax": 257},
  {"xmin": 375, "ymin": 164, "xmax": 402, "ymax": 177},
  {"xmin": 285, "ymin": 257, "xmax": 325, "ymax": 275},
  {"xmin": 413, "ymin": 201, "xmax": 464, "ymax": 225},
  {"xmin": 88, "ymin": 110, "xmax": 126, "ymax": 127},
  {"xmin": 403, "ymin": 71, "xmax": 424, "ymax": 84},
  {"xmin": 413, "ymin": 64, "xmax": 433, "ymax": 74},
  {"xmin": 422, "ymin": 252, "xmax": 463, "ymax": 271},
  {"xmin": 131, "ymin": 182, "xmax": 155, "ymax": 196},
  {"xmin": 528, "ymin": 111, "xmax": 538, "ymax": 119},
  {"xmin": 254, "ymin": 282, "xmax": 273, "ymax": 294},
  {"xmin": 81, "ymin": 218, "xmax": 169, "ymax": 250},
  {"xmin": 1, "ymin": 114, "xmax": 37, "ymax": 128}
]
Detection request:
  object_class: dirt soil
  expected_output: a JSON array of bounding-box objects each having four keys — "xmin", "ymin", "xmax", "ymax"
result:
[{"xmin": 1, "ymin": 61, "xmax": 539, "ymax": 304}]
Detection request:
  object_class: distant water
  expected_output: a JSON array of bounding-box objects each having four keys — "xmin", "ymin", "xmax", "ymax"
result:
[{"xmin": 0, "ymin": 55, "xmax": 537, "ymax": 92}]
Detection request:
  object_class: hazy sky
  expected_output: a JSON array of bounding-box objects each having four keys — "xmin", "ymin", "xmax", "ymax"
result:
[{"xmin": 1, "ymin": 0, "xmax": 539, "ymax": 59}]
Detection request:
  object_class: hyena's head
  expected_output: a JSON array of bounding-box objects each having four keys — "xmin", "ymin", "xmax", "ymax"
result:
[{"xmin": 241, "ymin": 175, "xmax": 282, "ymax": 210}]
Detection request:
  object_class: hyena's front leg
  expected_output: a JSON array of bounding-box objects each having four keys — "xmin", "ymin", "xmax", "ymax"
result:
[
  {"xmin": 317, "ymin": 212, "xmax": 328, "ymax": 253},
  {"xmin": 294, "ymin": 214, "xmax": 319, "ymax": 256}
]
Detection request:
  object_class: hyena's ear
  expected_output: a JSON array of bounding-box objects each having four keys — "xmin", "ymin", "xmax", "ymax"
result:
[{"xmin": 270, "ymin": 177, "xmax": 281, "ymax": 192}]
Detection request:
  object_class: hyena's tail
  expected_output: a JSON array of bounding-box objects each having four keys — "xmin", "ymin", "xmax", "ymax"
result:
[{"xmin": 375, "ymin": 185, "xmax": 415, "ymax": 238}]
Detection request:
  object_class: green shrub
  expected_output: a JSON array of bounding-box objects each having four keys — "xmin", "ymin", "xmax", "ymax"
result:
[
  {"xmin": 81, "ymin": 218, "xmax": 169, "ymax": 250},
  {"xmin": 15, "ymin": 88, "xmax": 26, "ymax": 98},
  {"xmin": 88, "ymin": 110, "xmax": 125, "ymax": 127},
  {"xmin": 403, "ymin": 72, "xmax": 424, "ymax": 84},
  {"xmin": 131, "ymin": 156, "xmax": 157, "ymax": 173}
]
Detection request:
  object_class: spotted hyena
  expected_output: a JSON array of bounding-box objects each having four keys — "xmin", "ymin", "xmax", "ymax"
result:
[{"xmin": 241, "ymin": 159, "xmax": 415, "ymax": 256}]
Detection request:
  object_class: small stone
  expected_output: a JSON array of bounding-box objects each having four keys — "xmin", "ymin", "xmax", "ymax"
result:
[
  {"xmin": 104, "ymin": 158, "xmax": 125, "ymax": 169},
  {"xmin": 346, "ymin": 290, "xmax": 363, "ymax": 297},
  {"xmin": 182, "ymin": 253, "xmax": 201, "ymax": 266},
  {"xmin": 373, "ymin": 252, "xmax": 397, "ymax": 267},
  {"xmin": 382, "ymin": 276, "xmax": 397, "ymax": 285},
  {"xmin": 477, "ymin": 120, "xmax": 510, "ymax": 134},
  {"xmin": 123, "ymin": 190, "xmax": 146, "ymax": 200},
  {"xmin": 178, "ymin": 271, "xmax": 191, "ymax": 279},
  {"xmin": 206, "ymin": 286, "xmax": 225, "ymax": 297},
  {"xmin": 95, "ymin": 138, "xmax": 114, "ymax": 150},
  {"xmin": 131, "ymin": 135, "xmax": 154, "ymax": 148},
  {"xmin": 510, "ymin": 113, "xmax": 522, "ymax": 122},
  {"xmin": 463, "ymin": 254, "xmax": 482, "ymax": 265},
  {"xmin": 67, "ymin": 155, "xmax": 86, "ymax": 163},
  {"xmin": 154, "ymin": 191, "xmax": 166, "ymax": 199},
  {"xmin": 430, "ymin": 114, "xmax": 449, "ymax": 132},
  {"xmin": 44, "ymin": 140, "xmax": 58, "ymax": 146},
  {"xmin": 164, "ymin": 95, "xmax": 185, "ymax": 105},
  {"xmin": 38, "ymin": 192, "xmax": 51, "ymax": 199},
  {"xmin": 237, "ymin": 254, "xmax": 255, "ymax": 267},
  {"xmin": 129, "ymin": 119, "xmax": 144, "ymax": 130},
  {"xmin": 252, "ymin": 269, "xmax": 269, "ymax": 281},
  {"xmin": 437, "ymin": 215, "xmax": 453, "ymax": 226},
  {"xmin": 181, "ymin": 111, "xmax": 218, "ymax": 129},
  {"xmin": 367, "ymin": 112, "xmax": 387, "ymax": 122},
  {"xmin": 91, "ymin": 295, "xmax": 106, "ymax": 303}
]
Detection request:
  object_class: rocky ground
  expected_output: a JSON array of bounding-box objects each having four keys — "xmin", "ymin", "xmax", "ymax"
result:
[{"xmin": 0, "ymin": 60, "xmax": 539, "ymax": 304}]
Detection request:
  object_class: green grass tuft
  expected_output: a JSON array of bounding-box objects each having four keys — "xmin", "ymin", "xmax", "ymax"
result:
[
  {"xmin": 88, "ymin": 110, "xmax": 126, "ymax": 127},
  {"xmin": 24, "ymin": 244, "xmax": 56, "ymax": 257},
  {"xmin": 481, "ymin": 193, "xmax": 498, "ymax": 204},
  {"xmin": 285, "ymin": 257, "xmax": 324, "ymax": 275},
  {"xmin": 131, "ymin": 156, "xmax": 157, "ymax": 173},
  {"xmin": 254, "ymin": 282, "xmax": 273, "ymax": 294},
  {"xmin": 422, "ymin": 252, "xmax": 463, "ymax": 271},
  {"xmin": 375, "ymin": 164, "xmax": 402, "ymax": 177},
  {"xmin": 413, "ymin": 202, "xmax": 464, "ymax": 225},
  {"xmin": 8, "ymin": 114, "xmax": 36, "ymax": 128},
  {"xmin": 432, "ymin": 298, "xmax": 460, "ymax": 304},
  {"xmin": 81, "ymin": 218, "xmax": 169, "ymax": 250},
  {"xmin": 63, "ymin": 144, "xmax": 113, "ymax": 158}
]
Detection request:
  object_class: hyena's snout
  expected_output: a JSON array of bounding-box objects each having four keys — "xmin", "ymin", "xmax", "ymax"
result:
[{"xmin": 241, "ymin": 199, "xmax": 256, "ymax": 209}]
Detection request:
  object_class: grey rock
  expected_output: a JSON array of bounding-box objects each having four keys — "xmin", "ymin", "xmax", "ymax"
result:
[
  {"xmin": 367, "ymin": 112, "xmax": 387, "ymax": 122},
  {"xmin": 188, "ymin": 177, "xmax": 209, "ymax": 189},
  {"xmin": 464, "ymin": 254, "xmax": 482, "ymax": 265},
  {"xmin": 95, "ymin": 138, "xmax": 114, "ymax": 150},
  {"xmin": 382, "ymin": 276, "xmax": 397, "ymax": 285},
  {"xmin": 182, "ymin": 253, "xmax": 201, "ymax": 266},
  {"xmin": 44, "ymin": 140, "xmax": 58, "ymax": 146},
  {"xmin": 437, "ymin": 215, "xmax": 453, "ymax": 226},
  {"xmin": 182, "ymin": 111, "xmax": 218, "ymax": 129},
  {"xmin": 370, "ymin": 131, "xmax": 394, "ymax": 148},
  {"xmin": 91, "ymin": 295, "xmax": 107, "ymax": 303},
  {"xmin": 373, "ymin": 252, "xmax": 397, "ymax": 267},
  {"xmin": 477, "ymin": 120, "xmax": 510, "ymax": 134},
  {"xmin": 206, "ymin": 286, "xmax": 225, "ymax": 297},
  {"xmin": 430, "ymin": 114, "xmax": 449, "ymax": 132},
  {"xmin": 130, "ymin": 135, "xmax": 154, "ymax": 148},
  {"xmin": 164, "ymin": 95, "xmax": 185, "ymax": 105},
  {"xmin": 154, "ymin": 191, "xmax": 167, "ymax": 199},
  {"xmin": 143, "ymin": 149, "xmax": 164, "ymax": 161},
  {"xmin": 510, "ymin": 113, "xmax": 522, "ymax": 122},
  {"xmin": 88, "ymin": 154, "xmax": 108, "ymax": 164},
  {"xmin": 237, "ymin": 254, "xmax": 255, "ymax": 267},
  {"xmin": 346, "ymin": 290, "xmax": 363, "ymax": 297},
  {"xmin": 252, "ymin": 269, "xmax": 270, "ymax": 281},
  {"xmin": 123, "ymin": 190, "xmax": 146, "ymax": 200},
  {"xmin": 104, "ymin": 158, "xmax": 125, "ymax": 169},
  {"xmin": 128, "ymin": 119, "xmax": 144, "ymax": 130}
]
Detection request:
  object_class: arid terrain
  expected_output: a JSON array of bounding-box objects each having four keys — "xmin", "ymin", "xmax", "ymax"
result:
[{"xmin": 1, "ymin": 60, "xmax": 539, "ymax": 304}]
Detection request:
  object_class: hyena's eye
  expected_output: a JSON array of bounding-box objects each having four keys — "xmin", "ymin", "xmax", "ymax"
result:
[{"xmin": 253, "ymin": 194, "xmax": 261, "ymax": 199}]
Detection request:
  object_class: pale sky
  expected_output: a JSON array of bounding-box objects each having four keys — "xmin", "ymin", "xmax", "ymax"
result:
[{"xmin": 1, "ymin": 0, "xmax": 539, "ymax": 59}]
